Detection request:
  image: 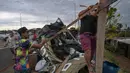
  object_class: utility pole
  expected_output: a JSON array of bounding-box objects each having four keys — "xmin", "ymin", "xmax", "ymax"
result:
[
  {"xmin": 96, "ymin": 0, "xmax": 108, "ymax": 73},
  {"xmin": 73, "ymin": 0, "xmax": 77, "ymax": 28},
  {"xmin": 125, "ymin": 24, "xmax": 127, "ymax": 39},
  {"xmin": 20, "ymin": 13, "xmax": 22, "ymax": 27},
  {"xmin": 46, "ymin": 16, "xmax": 49, "ymax": 24}
]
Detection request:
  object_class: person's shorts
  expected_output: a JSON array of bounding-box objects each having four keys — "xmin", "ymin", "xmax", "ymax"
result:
[{"xmin": 80, "ymin": 32, "xmax": 96, "ymax": 55}]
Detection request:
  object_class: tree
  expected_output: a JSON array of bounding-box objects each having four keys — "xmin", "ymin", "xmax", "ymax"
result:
[
  {"xmin": 117, "ymin": 23, "xmax": 123, "ymax": 31},
  {"xmin": 118, "ymin": 24, "xmax": 130, "ymax": 37},
  {"xmin": 125, "ymin": 25, "xmax": 130, "ymax": 31},
  {"xmin": 105, "ymin": 7, "xmax": 123, "ymax": 39}
]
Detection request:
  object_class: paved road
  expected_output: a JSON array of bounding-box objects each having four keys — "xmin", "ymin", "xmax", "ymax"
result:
[
  {"xmin": 0, "ymin": 40, "xmax": 13, "ymax": 70},
  {"xmin": 0, "ymin": 48, "xmax": 13, "ymax": 70}
]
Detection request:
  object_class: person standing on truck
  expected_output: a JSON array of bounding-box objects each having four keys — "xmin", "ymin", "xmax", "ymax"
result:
[{"xmin": 79, "ymin": 4, "xmax": 98, "ymax": 73}]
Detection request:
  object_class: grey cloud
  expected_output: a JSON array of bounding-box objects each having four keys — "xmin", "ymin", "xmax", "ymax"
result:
[
  {"xmin": 0, "ymin": 0, "xmax": 129, "ymax": 29},
  {"xmin": 0, "ymin": 0, "xmax": 96, "ymax": 26},
  {"xmin": 0, "ymin": 0, "xmax": 96, "ymax": 16},
  {"xmin": 115, "ymin": 0, "xmax": 130, "ymax": 25}
]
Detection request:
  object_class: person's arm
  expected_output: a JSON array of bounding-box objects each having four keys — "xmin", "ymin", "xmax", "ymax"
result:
[
  {"xmin": 31, "ymin": 39, "xmax": 47, "ymax": 49},
  {"xmin": 78, "ymin": 9, "xmax": 88, "ymax": 17},
  {"xmin": 78, "ymin": 5, "xmax": 93, "ymax": 17}
]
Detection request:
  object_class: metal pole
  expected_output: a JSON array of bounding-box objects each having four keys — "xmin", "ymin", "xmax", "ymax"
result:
[
  {"xmin": 47, "ymin": 16, "xmax": 49, "ymax": 24},
  {"xmin": 20, "ymin": 13, "xmax": 22, "ymax": 27},
  {"xmin": 66, "ymin": 28, "xmax": 80, "ymax": 44},
  {"xmin": 125, "ymin": 24, "xmax": 127, "ymax": 39},
  {"xmin": 74, "ymin": 0, "xmax": 77, "ymax": 28}
]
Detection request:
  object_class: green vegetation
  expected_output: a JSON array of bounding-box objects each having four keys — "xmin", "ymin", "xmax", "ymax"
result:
[
  {"xmin": 104, "ymin": 50, "xmax": 119, "ymax": 65},
  {"xmin": 106, "ymin": 7, "xmax": 122, "ymax": 39},
  {"xmin": 106, "ymin": 7, "xmax": 130, "ymax": 39},
  {"xmin": 105, "ymin": 44, "xmax": 117, "ymax": 52}
]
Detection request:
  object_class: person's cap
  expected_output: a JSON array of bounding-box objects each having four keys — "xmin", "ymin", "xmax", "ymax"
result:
[{"xmin": 17, "ymin": 27, "xmax": 28, "ymax": 35}]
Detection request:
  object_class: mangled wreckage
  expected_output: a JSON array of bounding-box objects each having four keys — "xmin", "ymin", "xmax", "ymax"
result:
[{"xmin": 30, "ymin": 18, "xmax": 85, "ymax": 73}]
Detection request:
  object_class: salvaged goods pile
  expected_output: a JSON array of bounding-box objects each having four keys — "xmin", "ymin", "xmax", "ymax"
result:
[{"xmin": 33, "ymin": 18, "xmax": 84, "ymax": 73}]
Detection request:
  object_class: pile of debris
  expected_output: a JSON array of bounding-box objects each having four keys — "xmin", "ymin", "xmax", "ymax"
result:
[{"xmin": 31, "ymin": 18, "xmax": 85, "ymax": 73}]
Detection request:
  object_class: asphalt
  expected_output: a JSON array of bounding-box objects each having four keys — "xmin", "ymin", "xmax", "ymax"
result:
[{"xmin": 0, "ymin": 40, "xmax": 13, "ymax": 70}]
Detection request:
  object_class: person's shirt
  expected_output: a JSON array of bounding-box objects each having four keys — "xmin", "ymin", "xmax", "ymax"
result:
[
  {"xmin": 14, "ymin": 39, "xmax": 32, "ymax": 70},
  {"xmin": 33, "ymin": 33, "xmax": 37, "ymax": 40},
  {"xmin": 80, "ymin": 15, "xmax": 98, "ymax": 35}
]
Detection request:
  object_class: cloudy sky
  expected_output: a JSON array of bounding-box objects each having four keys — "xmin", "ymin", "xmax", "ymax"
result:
[{"xmin": 0, "ymin": 0, "xmax": 129, "ymax": 30}]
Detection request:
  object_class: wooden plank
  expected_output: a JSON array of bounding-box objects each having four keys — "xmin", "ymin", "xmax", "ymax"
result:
[
  {"xmin": 61, "ymin": 57, "xmax": 86, "ymax": 73},
  {"xmin": 96, "ymin": 0, "xmax": 108, "ymax": 73},
  {"xmin": 55, "ymin": 55, "xmax": 71, "ymax": 73}
]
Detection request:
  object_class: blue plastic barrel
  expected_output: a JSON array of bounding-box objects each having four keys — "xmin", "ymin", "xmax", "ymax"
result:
[{"xmin": 103, "ymin": 61, "xmax": 120, "ymax": 73}]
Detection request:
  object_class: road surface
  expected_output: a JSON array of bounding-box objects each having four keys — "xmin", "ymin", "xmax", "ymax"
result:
[{"xmin": 0, "ymin": 40, "xmax": 13, "ymax": 70}]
